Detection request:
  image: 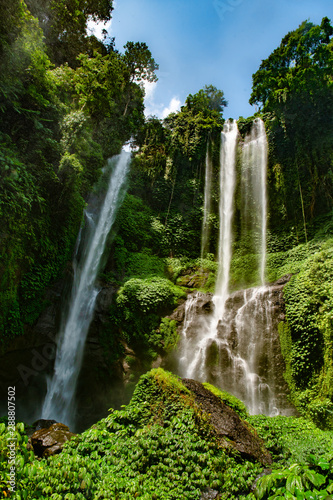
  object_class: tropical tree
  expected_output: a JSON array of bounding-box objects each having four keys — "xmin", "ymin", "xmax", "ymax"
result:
[{"xmin": 250, "ymin": 17, "xmax": 333, "ymax": 223}]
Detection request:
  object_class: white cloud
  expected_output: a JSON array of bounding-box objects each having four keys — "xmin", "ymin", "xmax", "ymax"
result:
[
  {"xmin": 142, "ymin": 80, "xmax": 182, "ymax": 119},
  {"xmin": 161, "ymin": 97, "xmax": 181, "ymax": 119},
  {"xmin": 143, "ymin": 81, "xmax": 157, "ymax": 104},
  {"xmin": 87, "ymin": 18, "xmax": 112, "ymax": 40},
  {"xmin": 142, "ymin": 81, "xmax": 164, "ymax": 117}
]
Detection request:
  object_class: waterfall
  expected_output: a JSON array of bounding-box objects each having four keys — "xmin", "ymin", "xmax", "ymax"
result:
[
  {"xmin": 42, "ymin": 150, "xmax": 131, "ymax": 427},
  {"xmin": 173, "ymin": 118, "xmax": 294, "ymax": 416},
  {"xmin": 201, "ymin": 143, "xmax": 213, "ymax": 258},
  {"xmin": 213, "ymin": 286, "xmax": 281, "ymax": 415},
  {"xmin": 215, "ymin": 119, "xmax": 238, "ymax": 310},
  {"xmin": 175, "ymin": 285, "xmax": 292, "ymax": 416},
  {"xmin": 177, "ymin": 120, "xmax": 238, "ymax": 381},
  {"xmin": 242, "ymin": 118, "xmax": 268, "ymax": 284}
]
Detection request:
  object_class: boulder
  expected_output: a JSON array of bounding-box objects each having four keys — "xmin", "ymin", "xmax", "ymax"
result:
[
  {"xmin": 27, "ymin": 422, "xmax": 76, "ymax": 457},
  {"xmin": 200, "ymin": 489, "xmax": 220, "ymax": 500}
]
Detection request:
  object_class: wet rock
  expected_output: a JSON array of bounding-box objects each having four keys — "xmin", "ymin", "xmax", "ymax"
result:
[
  {"xmin": 27, "ymin": 422, "xmax": 76, "ymax": 457},
  {"xmin": 168, "ymin": 300, "xmax": 186, "ymax": 323},
  {"xmin": 32, "ymin": 419, "xmax": 57, "ymax": 431},
  {"xmin": 194, "ymin": 292, "xmax": 214, "ymax": 314},
  {"xmin": 271, "ymin": 274, "xmax": 294, "ymax": 286},
  {"xmin": 151, "ymin": 355, "xmax": 163, "ymax": 369}
]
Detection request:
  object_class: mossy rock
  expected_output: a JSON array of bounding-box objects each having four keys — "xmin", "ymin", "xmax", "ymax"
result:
[{"xmin": 130, "ymin": 368, "xmax": 271, "ymax": 465}]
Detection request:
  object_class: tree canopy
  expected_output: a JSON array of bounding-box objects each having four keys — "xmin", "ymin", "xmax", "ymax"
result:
[
  {"xmin": 0, "ymin": 0, "xmax": 158, "ymax": 339},
  {"xmin": 249, "ymin": 17, "xmax": 333, "ymax": 223},
  {"xmin": 250, "ymin": 16, "xmax": 333, "ymax": 125},
  {"xmin": 25, "ymin": 0, "xmax": 114, "ymax": 66}
]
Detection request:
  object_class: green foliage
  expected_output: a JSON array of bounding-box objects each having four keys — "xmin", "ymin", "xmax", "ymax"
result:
[
  {"xmin": 266, "ymin": 240, "xmax": 321, "ymax": 283},
  {"xmin": 0, "ymin": 0, "xmax": 156, "ymax": 342},
  {"xmin": 255, "ymin": 458, "xmax": 333, "ymax": 500},
  {"xmin": 250, "ymin": 17, "xmax": 333, "ymax": 113},
  {"xmin": 166, "ymin": 256, "xmax": 218, "ymax": 291},
  {"xmin": 203, "ymin": 383, "xmax": 248, "ymax": 419},
  {"xmin": 123, "ymin": 41, "xmax": 159, "ymax": 83},
  {"xmin": 112, "ymin": 194, "xmax": 161, "ymax": 255},
  {"xmin": 117, "ymin": 277, "xmax": 184, "ymax": 315},
  {"xmin": 185, "ymin": 84, "xmax": 227, "ymax": 117},
  {"xmin": 252, "ymin": 18, "xmax": 333, "ymax": 225},
  {"xmin": 0, "ymin": 421, "xmax": 36, "ymax": 498},
  {"xmin": 264, "ymin": 237, "xmax": 333, "ymax": 425},
  {"xmin": 26, "ymin": 0, "xmax": 114, "ymax": 67},
  {"xmin": 308, "ymin": 399, "xmax": 333, "ymax": 430},
  {"xmin": 230, "ymin": 251, "xmax": 260, "ymax": 289},
  {"xmin": 157, "ymin": 317, "xmax": 179, "ymax": 353},
  {"xmin": 282, "ymin": 241, "xmax": 333, "ymax": 407},
  {"xmin": 248, "ymin": 415, "xmax": 333, "ymax": 465},
  {"xmin": 123, "ymin": 251, "xmax": 166, "ymax": 279},
  {"xmin": 3, "ymin": 369, "xmax": 261, "ymax": 499},
  {"xmin": 129, "ymin": 84, "xmax": 225, "ymax": 262},
  {"xmin": 114, "ymin": 277, "xmax": 185, "ymax": 357}
]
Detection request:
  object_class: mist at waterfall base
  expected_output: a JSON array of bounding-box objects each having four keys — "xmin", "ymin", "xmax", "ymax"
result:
[
  {"xmin": 172, "ymin": 119, "xmax": 295, "ymax": 417},
  {"xmin": 41, "ymin": 151, "xmax": 131, "ymax": 430}
]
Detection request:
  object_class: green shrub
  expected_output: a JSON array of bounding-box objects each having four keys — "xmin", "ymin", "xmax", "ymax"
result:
[
  {"xmin": 114, "ymin": 278, "xmax": 185, "ymax": 357},
  {"xmin": 248, "ymin": 415, "xmax": 333, "ymax": 465},
  {"xmin": 255, "ymin": 457, "xmax": 333, "ymax": 500}
]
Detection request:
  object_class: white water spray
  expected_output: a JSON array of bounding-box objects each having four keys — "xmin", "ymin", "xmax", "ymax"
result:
[
  {"xmin": 215, "ymin": 119, "xmax": 238, "ymax": 311},
  {"xmin": 178, "ymin": 120, "xmax": 238, "ymax": 380},
  {"xmin": 42, "ymin": 151, "xmax": 131, "ymax": 427},
  {"xmin": 242, "ymin": 118, "xmax": 268, "ymax": 284},
  {"xmin": 201, "ymin": 143, "xmax": 213, "ymax": 258}
]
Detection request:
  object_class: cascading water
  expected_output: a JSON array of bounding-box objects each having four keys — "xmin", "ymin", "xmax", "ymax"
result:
[
  {"xmin": 177, "ymin": 120, "xmax": 238, "ymax": 380},
  {"xmin": 215, "ymin": 119, "xmax": 238, "ymax": 309},
  {"xmin": 201, "ymin": 143, "xmax": 213, "ymax": 258},
  {"xmin": 175, "ymin": 283, "xmax": 293, "ymax": 415},
  {"xmin": 174, "ymin": 118, "xmax": 294, "ymax": 416},
  {"xmin": 42, "ymin": 150, "xmax": 131, "ymax": 427},
  {"xmin": 242, "ymin": 118, "xmax": 268, "ymax": 284}
]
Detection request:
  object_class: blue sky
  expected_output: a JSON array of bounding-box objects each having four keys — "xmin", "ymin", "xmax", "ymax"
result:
[{"xmin": 92, "ymin": 0, "xmax": 332, "ymax": 119}]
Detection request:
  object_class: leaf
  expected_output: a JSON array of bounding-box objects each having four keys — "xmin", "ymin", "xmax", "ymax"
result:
[
  {"xmin": 310, "ymin": 473, "xmax": 326, "ymax": 488},
  {"xmin": 286, "ymin": 474, "xmax": 303, "ymax": 494},
  {"xmin": 256, "ymin": 474, "xmax": 274, "ymax": 498}
]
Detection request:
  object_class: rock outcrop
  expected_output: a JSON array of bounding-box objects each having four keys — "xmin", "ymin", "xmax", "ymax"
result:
[
  {"xmin": 27, "ymin": 422, "xmax": 76, "ymax": 457},
  {"xmin": 183, "ymin": 378, "xmax": 272, "ymax": 465}
]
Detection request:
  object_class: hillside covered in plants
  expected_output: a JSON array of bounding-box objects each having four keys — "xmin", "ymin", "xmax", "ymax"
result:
[{"xmin": 0, "ymin": 2, "xmax": 333, "ymax": 499}]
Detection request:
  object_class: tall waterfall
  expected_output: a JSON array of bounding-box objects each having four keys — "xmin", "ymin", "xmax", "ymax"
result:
[
  {"xmin": 215, "ymin": 119, "xmax": 238, "ymax": 311},
  {"xmin": 174, "ymin": 118, "xmax": 294, "ymax": 416},
  {"xmin": 42, "ymin": 151, "xmax": 130, "ymax": 427},
  {"xmin": 242, "ymin": 118, "xmax": 268, "ymax": 284},
  {"xmin": 177, "ymin": 120, "xmax": 238, "ymax": 381},
  {"xmin": 201, "ymin": 143, "xmax": 213, "ymax": 258}
]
